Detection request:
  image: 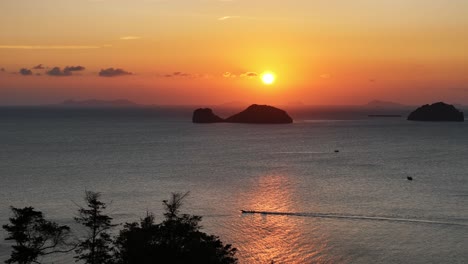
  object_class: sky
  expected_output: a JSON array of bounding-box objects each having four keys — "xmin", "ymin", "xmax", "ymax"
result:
[{"xmin": 1, "ymin": 0, "xmax": 468, "ymax": 106}]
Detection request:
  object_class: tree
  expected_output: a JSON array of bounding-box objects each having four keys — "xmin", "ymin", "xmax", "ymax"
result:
[
  {"xmin": 114, "ymin": 213, "xmax": 159, "ymax": 264},
  {"xmin": 74, "ymin": 191, "xmax": 115, "ymax": 264},
  {"xmin": 2, "ymin": 207, "xmax": 73, "ymax": 264},
  {"xmin": 115, "ymin": 193, "xmax": 238, "ymax": 264}
]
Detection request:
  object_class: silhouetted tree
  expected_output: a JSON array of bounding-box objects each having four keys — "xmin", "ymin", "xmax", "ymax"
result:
[
  {"xmin": 115, "ymin": 193, "xmax": 237, "ymax": 264},
  {"xmin": 114, "ymin": 213, "xmax": 159, "ymax": 264},
  {"xmin": 2, "ymin": 207, "xmax": 73, "ymax": 264},
  {"xmin": 74, "ymin": 191, "xmax": 115, "ymax": 264}
]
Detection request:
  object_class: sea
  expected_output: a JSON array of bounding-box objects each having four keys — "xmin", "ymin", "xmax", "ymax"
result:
[{"xmin": 0, "ymin": 106, "xmax": 467, "ymax": 263}]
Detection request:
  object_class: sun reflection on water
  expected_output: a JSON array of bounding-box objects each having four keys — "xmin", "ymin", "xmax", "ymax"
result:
[{"xmin": 231, "ymin": 174, "xmax": 331, "ymax": 263}]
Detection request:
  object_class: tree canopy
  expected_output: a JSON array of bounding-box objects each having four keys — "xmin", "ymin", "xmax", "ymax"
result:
[
  {"xmin": 2, "ymin": 207, "xmax": 73, "ymax": 264},
  {"xmin": 115, "ymin": 193, "xmax": 238, "ymax": 264}
]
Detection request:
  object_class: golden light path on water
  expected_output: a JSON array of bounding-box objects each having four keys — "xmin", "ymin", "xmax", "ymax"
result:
[{"xmin": 227, "ymin": 174, "xmax": 333, "ymax": 263}]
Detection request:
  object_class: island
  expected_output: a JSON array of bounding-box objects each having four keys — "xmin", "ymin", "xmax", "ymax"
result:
[
  {"xmin": 407, "ymin": 102, "xmax": 464, "ymax": 122},
  {"xmin": 60, "ymin": 99, "xmax": 139, "ymax": 108},
  {"xmin": 192, "ymin": 108, "xmax": 224, "ymax": 123},
  {"xmin": 225, "ymin": 104, "xmax": 293, "ymax": 124},
  {"xmin": 192, "ymin": 104, "xmax": 293, "ymax": 124}
]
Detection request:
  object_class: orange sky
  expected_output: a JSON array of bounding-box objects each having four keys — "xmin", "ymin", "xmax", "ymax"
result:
[{"xmin": 1, "ymin": 0, "xmax": 468, "ymax": 105}]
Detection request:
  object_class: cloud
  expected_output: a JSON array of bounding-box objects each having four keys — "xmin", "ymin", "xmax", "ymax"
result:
[
  {"xmin": 64, "ymin": 65, "xmax": 85, "ymax": 72},
  {"xmin": 120, "ymin": 36, "xmax": 142, "ymax": 40},
  {"xmin": 172, "ymin": 72, "xmax": 190, "ymax": 77},
  {"xmin": 46, "ymin": 67, "xmax": 72, "ymax": 76},
  {"xmin": 157, "ymin": 71, "xmax": 216, "ymax": 79},
  {"xmin": 222, "ymin": 72, "xmax": 236, "ymax": 78},
  {"xmin": 240, "ymin": 72, "xmax": 258, "ymax": 78},
  {"xmin": 19, "ymin": 68, "xmax": 33, "ymax": 76},
  {"xmin": 222, "ymin": 71, "xmax": 258, "ymax": 78},
  {"xmin": 33, "ymin": 64, "xmax": 45, "ymax": 69},
  {"xmin": 165, "ymin": 72, "xmax": 191, "ymax": 77},
  {"xmin": 44, "ymin": 65, "xmax": 85, "ymax": 76},
  {"xmin": 0, "ymin": 45, "xmax": 101, "ymax": 50},
  {"xmin": 161, "ymin": 71, "xmax": 198, "ymax": 78},
  {"xmin": 99, "ymin": 68, "xmax": 132, "ymax": 77},
  {"xmin": 218, "ymin": 16, "xmax": 240, "ymax": 21}
]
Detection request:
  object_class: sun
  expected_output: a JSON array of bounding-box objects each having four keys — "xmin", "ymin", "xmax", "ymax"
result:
[{"xmin": 261, "ymin": 72, "xmax": 276, "ymax": 85}]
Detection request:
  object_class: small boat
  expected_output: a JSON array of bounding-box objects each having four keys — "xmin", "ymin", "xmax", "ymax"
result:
[{"xmin": 407, "ymin": 176, "xmax": 413, "ymax": 181}]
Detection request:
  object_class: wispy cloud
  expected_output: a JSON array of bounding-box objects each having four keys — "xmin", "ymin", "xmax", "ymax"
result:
[
  {"xmin": 0, "ymin": 45, "xmax": 102, "ymax": 50},
  {"xmin": 221, "ymin": 71, "xmax": 261, "ymax": 79},
  {"xmin": 163, "ymin": 72, "xmax": 192, "ymax": 78},
  {"xmin": 223, "ymin": 71, "xmax": 258, "ymax": 78},
  {"xmin": 120, "ymin": 36, "xmax": 142, "ymax": 40},
  {"xmin": 33, "ymin": 64, "xmax": 45, "ymax": 70},
  {"xmin": 223, "ymin": 72, "xmax": 233, "ymax": 78},
  {"xmin": 155, "ymin": 71, "xmax": 214, "ymax": 79},
  {"xmin": 218, "ymin": 16, "xmax": 240, "ymax": 21}
]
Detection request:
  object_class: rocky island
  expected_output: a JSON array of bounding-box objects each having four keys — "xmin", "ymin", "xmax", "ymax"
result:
[
  {"xmin": 192, "ymin": 108, "xmax": 224, "ymax": 123},
  {"xmin": 407, "ymin": 102, "xmax": 464, "ymax": 122},
  {"xmin": 193, "ymin": 104, "xmax": 293, "ymax": 124}
]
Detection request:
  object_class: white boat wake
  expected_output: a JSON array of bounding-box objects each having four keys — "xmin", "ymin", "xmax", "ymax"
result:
[{"xmin": 240, "ymin": 210, "xmax": 468, "ymax": 227}]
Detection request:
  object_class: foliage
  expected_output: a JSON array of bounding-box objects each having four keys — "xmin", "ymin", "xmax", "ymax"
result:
[
  {"xmin": 2, "ymin": 207, "xmax": 72, "ymax": 264},
  {"xmin": 74, "ymin": 191, "xmax": 115, "ymax": 264},
  {"xmin": 115, "ymin": 193, "xmax": 238, "ymax": 264},
  {"xmin": 3, "ymin": 192, "xmax": 238, "ymax": 264}
]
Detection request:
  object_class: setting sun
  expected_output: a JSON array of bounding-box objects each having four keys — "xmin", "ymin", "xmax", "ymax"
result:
[
  {"xmin": 261, "ymin": 72, "xmax": 276, "ymax": 85},
  {"xmin": 1, "ymin": 1, "xmax": 467, "ymax": 264}
]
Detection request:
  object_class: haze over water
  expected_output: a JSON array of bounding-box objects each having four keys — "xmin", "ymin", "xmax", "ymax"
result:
[{"xmin": 0, "ymin": 108, "xmax": 467, "ymax": 263}]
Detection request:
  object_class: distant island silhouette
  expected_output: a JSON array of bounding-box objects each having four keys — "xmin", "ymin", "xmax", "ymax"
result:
[
  {"xmin": 193, "ymin": 104, "xmax": 293, "ymax": 124},
  {"xmin": 368, "ymin": 114, "xmax": 402, "ymax": 117},
  {"xmin": 61, "ymin": 99, "xmax": 139, "ymax": 108},
  {"xmin": 365, "ymin": 100, "xmax": 407, "ymax": 109},
  {"xmin": 407, "ymin": 102, "xmax": 464, "ymax": 122}
]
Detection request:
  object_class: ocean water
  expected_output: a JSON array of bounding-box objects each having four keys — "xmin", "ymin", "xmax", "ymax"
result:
[{"xmin": 0, "ymin": 107, "xmax": 467, "ymax": 263}]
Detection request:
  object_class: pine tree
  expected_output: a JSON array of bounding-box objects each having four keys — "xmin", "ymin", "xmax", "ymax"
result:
[{"xmin": 74, "ymin": 191, "xmax": 115, "ymax": 264}]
